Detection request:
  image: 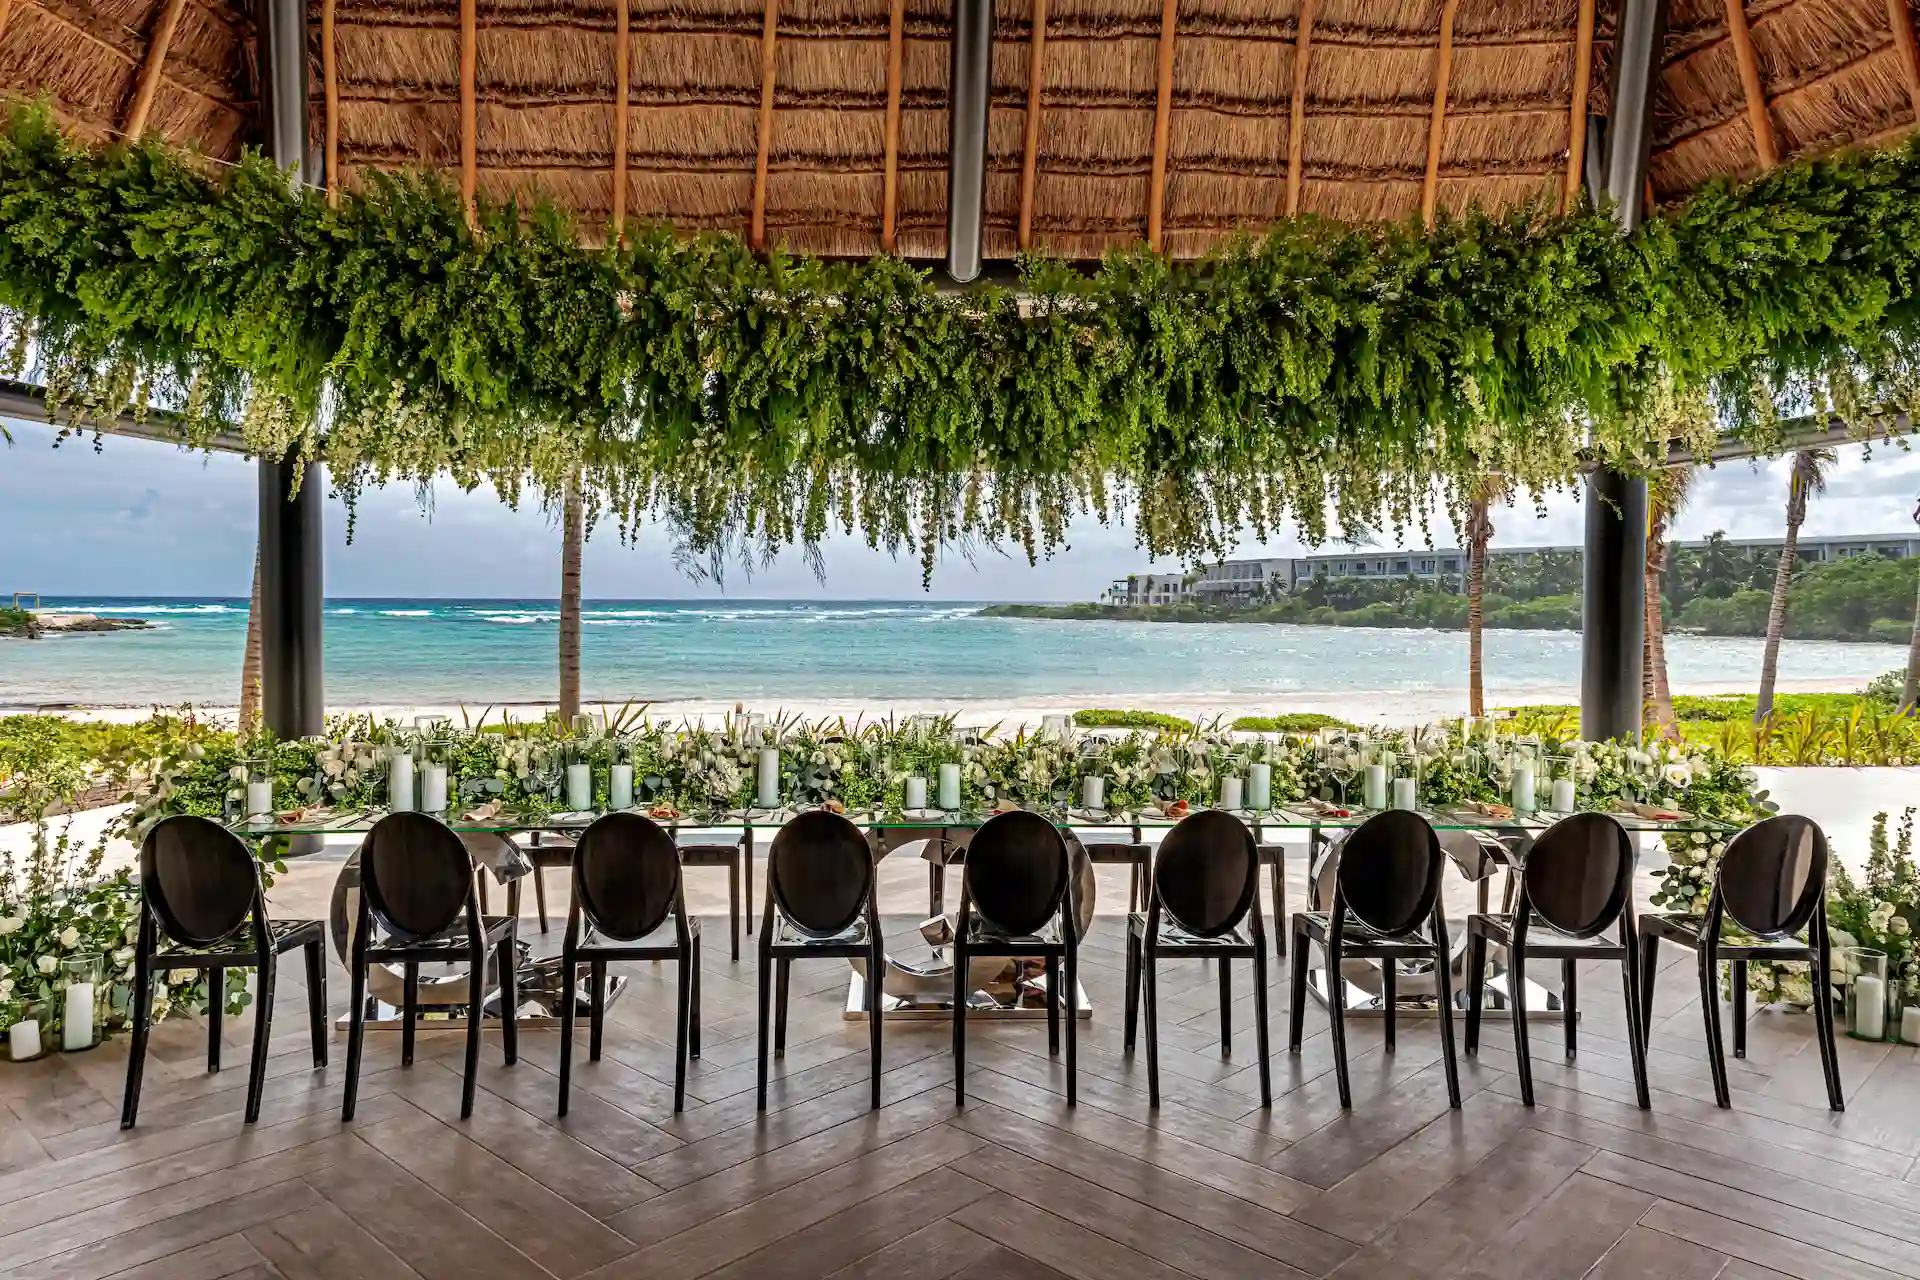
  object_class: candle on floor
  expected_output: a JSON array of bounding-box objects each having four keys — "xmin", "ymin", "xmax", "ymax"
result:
[
  {"xmin": 419, "ymin": 763, "xmax": 448, "ymax": 814},
  {"xmin": 609, "ymin": 763, "xmax": 634, "ymax": 810},
  {"xmin": 565, "ymin": 763, "xmax": 593, "ymax": 811},
  {"xmin": 8, "ymin": 1019, "xmax": 40, "ymax": 1061},
  {"xmin": 1219, "ymin": 776, "xmax": 1244, "ymax": 811},
  {"xmin": 1363, "ymin": 764, "xmax": 1387, "ymax": 810},
  {"xmin": 1902, "ymin": 1006, "xmax": 1920, "ymax": 1045},
  {"xmin": 1551, "ymin": 778, "xmax": 1577, "ymax": 813},
  {"xmin": 1082, "ymin": 775, "xmax": 1106, "ymax": 810},
  {"xmin": 1247, "ymin": 763, "xmax": 1272, "ymax": 811},
  {"xmin": 388, "ymin": 752, "xmax": 415, "ymax": 812},
  {"xmin": 62, "ymin": 981, "xmax": 95, "ymax": 1051},
  {"xmin": 245, "ymin": 780, "xmax": 273, "ymax": 820},
  {"xmin": 757, "ymin": 748, "xmax": 782, "ymax": 809},
  {"xmin": 1392, "ymin": 777, "xmax": 1417, "ymax": 811},
  {"xmin": 1510, "ymin": 763, "xmax": 1535, "ymax": 815},
  {"xmin": 937, "ymin": 762, "xmax": 962, "ymax": 810},
  {"xmin": 1853, "ymin": 974, "xmax": 1887, "ymax": 1040},
  {"xmin": 904, "ymin": 776, "xmax": 929, "ymax": 811}
]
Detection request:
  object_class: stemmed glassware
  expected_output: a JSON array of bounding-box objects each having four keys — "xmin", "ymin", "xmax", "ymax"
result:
[{"xmin": 1318, "ymin": 736, "xmax": 1360, "ymax": 808}]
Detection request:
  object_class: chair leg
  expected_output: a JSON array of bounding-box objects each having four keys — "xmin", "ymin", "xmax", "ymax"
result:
[
  {"xmin": 868, "ymin": 934, "xmax": 885, "ymax": 1111},
  {"xmin": 1811, "ymin": 959, "xmax": 1845, "ymax": 1112},
  {"xmin": 729, "ymin": 854, "xmax": 742, "ymax": 963},
  {"xmin": 1218, "ymin": 956, "xmax": 1232, "ymax": 1054},
  {"xmin": 774, "ymin": 958, "xmax": 790, "ymax": 1057},
  {"xmin": 1271, "ymin": 857, "xmax": 1287, "ymax": 960},
  {"xmin": 1620, "ymin": 930, "xmax": 1651, "ymax": 1110},
  {"xmin": 1287, "ymin": 917, "xmax": 1309, "ymax": 1051},
  {"xmin": 743, "ymin": 836, "xmax": 754, "ymax": 937},
  {"xmin": 690, "ymin": 933, "xmax": 702, "ymax": 1060},
  {"xmin": 1464, "ymin": 928, "xmax": 1487, "ymax": 1055},
  {"xmin": 673, "ymin": 947, "xmax": 692, "ymax": 1112},
  {"xmin": 499, "ymin": 927, "xmax": 519, "ymax": 1067},
  {"xmin": 304, "ymin": 940, "xmax": 327, "ymax": 1068},
  {"xmin": 1128, "ymin": 861, "xmax": 1141, "ymax": 913},
  {"xmin": 244, "ymin": 956, "xmax": 276, "ymax": 1124},
  {"xmin": 1123, "ymin": 930, "xmax": 1140, "ymax": 1053},
  {"xmin": 1381, "ymin": 960, "xmax": 1396, "ymax": 1053},
  {"xmin": 1730, "ymin": 959, "xmax": 1748, "ymax": 1059},
  {"xmin": 1045, "ymin": 956, "xmax": 1061, "ymax": 1056},
  {"xmin": 1252, "ymin": 944, "xmax": 1272, "ymax": 1107},
  {"xmin": 756, "ymin": 941, "xmax": 773, "ymax": 1110},
  {"xmin": 534, "ymin": 865, "xmax": 550, "ymax": 933},
  {"xmin": 589, "ymin": 960, "xmax": 607, "ymax": 1062},
  {"xmin": 953, "ymin": 941, "xmax": 968, "ymax": 1107},
  {"xmin": 930, "ymin": 862, "xmax": 944, "ymax": 918},
  {"xmin": 343, "ymin": 949, "xmax": 368, "ymax": 1122},
  {"xmin": 461, "ymin": 951, "xmax": 484, "ymax": 1120},
  {"xmin": 1638, "ymin": 932, "xmax": 1660, "ymax": 1046},
  {"xmin": 1143, "ymin": 947, "xmax": 1161, "ymax": 1108},
  {"xmin": 401, "ymin": 961, "xmax": 419, "ymax": 1067},
  {"xmin": 120, "ymin": 952, "xmax": 153, "ymax": 1130},
  {"xmin": 207, "ymin": 966, "xmax": 223, "ymax": 1074},
  {"xmin": 559, "ymin": 952, "xmax": 578, "ymax": 1116},
  {"xmin": 1698, "ymin": 943, "xmax": 1732, "ymax": 1109},
  {"xmin": 1432, "ymin": 918, "xmax": 1461, "ymax": 1110},
  {"xmin": 1328, "ymin": 935, "xmax": 1352, "ymax": 1109},
  {"xmin": 1064, "ymin": 942, "xmax": 1078, "ymax": 1108},
  {"xmin": 1510, "ymin": 942, "xmax": 1535, "ymax": 1106},
  {"xmin": 1563, "ymin": 958, "xmax": 1578, "ymax": 1059}
]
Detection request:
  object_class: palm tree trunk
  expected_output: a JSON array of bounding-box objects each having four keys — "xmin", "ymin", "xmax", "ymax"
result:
[
  {"xmin": 1901, "ymin": 561, "xmax": 1920, "ymax": 712},
  {"xmin": 1466, "ymin": 492, "xmax": 1490, "ymax": 718},
  {"xmin": 238, "ymin": 547, "xmax": 262, "ymax": 733},
  {"xmin": 558, "ymin": 480, "xmax": 584, "ymax": 725},
  {"xmin": 1754, "ymin": 516, "xmax": 1802, "ymax": 724}
]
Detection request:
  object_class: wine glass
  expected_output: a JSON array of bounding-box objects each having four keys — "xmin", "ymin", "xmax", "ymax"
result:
[{"xmin": 1319, "ymin": 738, "xmax": 1358, "ymax": 808}]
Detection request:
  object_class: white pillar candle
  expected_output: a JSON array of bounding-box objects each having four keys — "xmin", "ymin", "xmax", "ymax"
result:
[
  {"xmin": 1247, "ymin": 762, "xmax": 1272, "ymax": 811},
  {"xmin": 419, "ymin": 763, "xmax": 448, "ymax": 814},
  {"xmin": 904, "ymin": 776, "xmax": 929, "ymax": 811},
  {"xmin": 1082, "ymin": 775, "xmax": 1106, "ymax": 810},
  {"xmin": 1219, "ymin": 776, "xmax": 1244, "ymax": 811},
  {"xmin": 1551, "ymin": 778, "xmax": 1576, "ymax": 813},
  {"xmin": 565, "ymin": 763, "xmax": 593, "ymax": 811},
  {"xmin": 245, "ymin": 780, "xmax": 274, "ymax": 820},
  {"xmin": 1510, "ymin": 764, "xmax": 1535, "ymax": 815},
  {"xmin": 388, "ymin": 752, "xmax": 415, "ymax": 812},
  {"xmin": 62, "ymin": 982, "xmax": 95, "ymax": 1051},
  {"xmin": 757, "ymin": 748, "xmax": 782, "ymax": 809},
  {"xmin": 1362, "ymin": 764, "xmax": 1388, "ymax": 810},
  {"xmin": 1854, "ymin": 975, "xmax": 1887, "ymax": 1039},
  {"xmin": 1902, "ymin": 1006, "xmax": 1920, "ymax": 1045},
  {"xmin": 937, "ymin": 762, "xmax": 962, "ymax": 810},
  {"xmin": 609, "ymin": 763, "xmax": 634, "ymax": 810},
  {"xmin": 1392, "ymin": 777, "xmax": 1417, "ymax": 811},
  {"xmin": 8, "ymin": 1019, "xmax": 40, "ymax": 1061}
]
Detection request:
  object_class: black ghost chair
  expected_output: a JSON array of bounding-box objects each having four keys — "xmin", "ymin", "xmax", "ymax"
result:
[
  {"xmin": 1639, "ymin": 814, "xmax": 1843, "ymax": 1111},
  {"xmin": 1126, "ymin": 809, "xmax": 1271, "ymax": 1107},
  {"xmin": 343, "ymin": 811, "xmax": 518, "ymax": 1122},
  {"xmin": 1465, "ymin": 811, "xmax": 1650, "ymax": 1108},
  {"xmin": 953, "ymin": 810, "xmax": 1078, "ymax": 1106},
  {"xmin": 559, "ymin": 812, "xmax": 701, "ymax": 1114},
  {"xmin": 1288, "ymin": 809, "xmax": 1461, "ymax": 1110},
  {"xmin": 758, "ymin": 810, "xmax": 884, "ymax": 1109},
  {"xmin": 122, "ymin": 815, "xmax": 327, "ymax": 1128}
]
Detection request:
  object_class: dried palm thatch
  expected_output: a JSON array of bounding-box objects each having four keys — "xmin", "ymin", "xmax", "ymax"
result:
[{"xmin": 1, "ymin": 0, "xmax": 1916, "ymax": 257}]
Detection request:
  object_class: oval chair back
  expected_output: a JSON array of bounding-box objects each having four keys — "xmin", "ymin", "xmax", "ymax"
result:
[
  {"xmin": 1152, "ymin": 809, "xmax": 1259, "ymax": 938},
  {"xmin": 1522, "ymin": 812, "xmax": 1636, "ymax": 939},
  {"xmin": 769, "ymin": 810, "xmax": 874, "ymax": 938},
  {"xmin": 361, "ymin": 811, "xmax": 474, "ymax": 942},
  {"xmin": 1717, "ymin": 814, "xmax": 1829, "ymax": 940},
  {"xmin": 141, "ymin": 814, "xmax": 261, "ymax": 946},
  {"xmin": 1337, "ymin": 809, "xmax": 1444, "ymax": 937},
  {"xmin": 573, "ymin": 812, "xmax": 682, "ymax": 942},
  {"xmin": 964, "ymin": 810, "xmax": 1070, "ymax": 937}
]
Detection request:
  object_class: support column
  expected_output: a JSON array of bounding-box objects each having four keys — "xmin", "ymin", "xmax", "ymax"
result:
[
  {"xmin": 256, "ymin": 0, "xmax": 324, "ymax": 739},
  {"xmin": 1579, "ymin": 0, "xmax": 1665, "ymax": 742}
]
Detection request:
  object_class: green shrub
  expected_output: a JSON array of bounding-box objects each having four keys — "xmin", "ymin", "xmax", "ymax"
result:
[
  {"xmin": 1231, "ymin": 713, "xmax": 1356, "ymax": 733},
  {"xmin": 1073, "ymin": 709, "xmax": 1194, "ymax": 731},
  {"xmin": 1864, "ymin": 669, "xmax": 1908, "ymax": 705},
  {"xmin": 0, "ymin": 607, "xmax": 37, "ymax": 638}
]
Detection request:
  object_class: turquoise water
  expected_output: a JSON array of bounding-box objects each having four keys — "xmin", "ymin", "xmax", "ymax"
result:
[{"xmin": 0, "ymin": 597, "xmax": 1904, "ymax": 709}]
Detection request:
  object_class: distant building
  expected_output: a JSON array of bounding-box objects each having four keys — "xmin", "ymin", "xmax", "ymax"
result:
[{"xmin": 1102, "ymin": 533, "xmax": 1920, "ymax": 604}]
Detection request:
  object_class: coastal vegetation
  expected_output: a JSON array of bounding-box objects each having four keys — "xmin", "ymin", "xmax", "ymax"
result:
[{"xmin": 0, "ymin": 607, "xmax": 33, "ymax": 637}]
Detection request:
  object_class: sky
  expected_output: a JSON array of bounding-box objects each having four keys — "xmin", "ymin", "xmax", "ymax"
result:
[{"xmin": 4, "ymin": 419, "xmax": 1919, "ymax": 601}]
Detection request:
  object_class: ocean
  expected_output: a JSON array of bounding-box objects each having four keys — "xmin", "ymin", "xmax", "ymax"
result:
[{"xmin": 0, "ymin": 597, "xmax": 1905, "ymax": 714}]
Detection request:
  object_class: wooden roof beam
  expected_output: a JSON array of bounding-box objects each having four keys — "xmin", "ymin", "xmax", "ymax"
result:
[
  {"xmin": 882, "ymin": 0, "xmax": 905, "ymax": 251},
  {"xmin": 751, "ymin": 0, "xmax": 779, "ymax": 252},
  {"xmin": 1421, "ymin": 0, "xmax": 1459, "ymax": 227},
  {"xmin": 1888, "ymin": 0, "xmax": 1920, "ymax": 122},
  {"xmin": 611, "ymin": 0, "xmax": 630, "ymax": 238},
  {"xmin": 460, "ymin": 0, "xmax": 477, "ymax": 221},
  {"xmin": 1018, "ymin": 0, "xmax": 1048, "ymax": 250},
  {"xmin": 1284, "ymin": 0, "xmax": 1315, "ymax": 216},
  {"xmin": 0, "ymin": 0, "xmax": 13, "ymax": 45},
  {"xmin": 122, "ymin": 0, "xmax": 189, "ymax": 137},
  {"xmin": 1564, "ymin": 0, "xmax": 1595, "ymax": 213},
  {"xmin": 1724, "ymin": 0, "xmax": 1778, "ymax": 168},
  {"xmin": 1147, "ymin": 0, "xmax": 1176, "ymax": 250}
]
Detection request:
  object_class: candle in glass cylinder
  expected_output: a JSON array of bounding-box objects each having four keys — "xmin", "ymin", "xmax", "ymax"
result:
[
  {"xmin": 1362, "ymin": 764, "xmax": 1387, "ymax": 810},
  {"xmin": 1903, "ymin": 1006, "xmax": 1920, "ymax": 1045},
  {"xmin": 1854, "ymin": 974, "xmax": 1887, "ymax": 1040},
  {"xmin": 245, "ymin": 779, "xmax": 274, "ymax": 820},
  {"xmin": 1219, "ymin": 776, "xmax": 1244, "ymax": 811},
  {"xmin": 609, "ymin": 763, "xmax": 634, "ymax": 810},
  {"xmin": 904, "ymin": 776, "xmax": 928, "ymax": 811},
  {"xmin": 566, "ymin": 763, "xmax": 593, "ymax": 811},
  {"xmin": 1510, "ymin": 763, "xmax": 1535, "ymax": 815},
  {"xmin": 1082, "ymin": 775, "xmax": 1106, "ymax": 810},
  {"xmin": 757, "ymin": 748, "xmax": 782, "ymax": 809},
  {"xmin": 937, "ymin": 762, "xmax": 962, "ymax": 810},
  {"xmin": 388, "ymin": 752, "xmax": 415, "ymax": 812},
  {"xmin": 419, "ymin": 763, "xmax": 448, "ymax": 814},
  {"xmin": 62, "ymin": 981, "xmax": 95, "ymax": 1051},
  {"xmin": 1247, "ymin": 762, "xmax": 1272, "ymax": 811},
  {"xmin": 8, "ymin": 1019, "xmax": 39, "ymax": 1061},
  {"xmin": 1551, "ymin": 778, "xmax": 1576, "ymax": 813},
  {"xmin": 1392, "ymin": 777, "xmax": 1417, "ymax": 811}
]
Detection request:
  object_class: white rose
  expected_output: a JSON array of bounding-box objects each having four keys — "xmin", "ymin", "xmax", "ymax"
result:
[
  {"xmin": 0, "ymin": 978, "xmax": 10, "ymax": 998},
  {"xmin": 0, "ymin": 916, "xmax": 22, "ymax": 936},
  {"xmin": 124, "ymin": 923, "xmax": 140, "ymax": 944},
  {"xmin": 35, "ymin": 956, "xmax": 57, "ymax": 976},
  {"xmin": 57, "ymin": 927, "xmax": 80, "ymax": 949}
]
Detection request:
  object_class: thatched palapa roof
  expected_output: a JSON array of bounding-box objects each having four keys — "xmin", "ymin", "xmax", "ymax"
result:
[{"xmin": 2, "ymin": 0, "xmax": 1918, "ymax": 260}]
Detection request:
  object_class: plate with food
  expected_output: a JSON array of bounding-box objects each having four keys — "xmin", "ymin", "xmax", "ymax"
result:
[{"xmin": 646, "ymin": 802, "xmax": 681, "ymax": 821}]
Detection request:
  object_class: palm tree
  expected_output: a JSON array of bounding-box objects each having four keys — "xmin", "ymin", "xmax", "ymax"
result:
[
  {"xmin": 1643, "ymin": 466, "xmax": 1692, "ymax": 739},
  {"xmin": 1901, "ymin": 497, "xmax": 1920, "ymax": 712},
  {"xmin": 238, "ymin": 550, "xmax": 261, "ymax": 732},
  {"xmin": 1464, "ymin": 476, "xmax": 1506, "ymax": 717},
  {"xmin": 1754, "ymin": 448, "xmax": 1835, "ymax": 724},
  {"xmin": 558, "ymin": 479, "xmax": 585, "ymax": 725}
]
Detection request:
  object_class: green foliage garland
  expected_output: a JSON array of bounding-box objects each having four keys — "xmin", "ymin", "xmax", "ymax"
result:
[{"xmin": 3, "ymin": 104, "xmax": 1920, "ymax": 578}]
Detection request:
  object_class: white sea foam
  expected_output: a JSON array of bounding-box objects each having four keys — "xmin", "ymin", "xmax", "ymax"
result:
[{"xmin": 378, "ymin": 610, "xmax": 433, "ymax": 617}]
